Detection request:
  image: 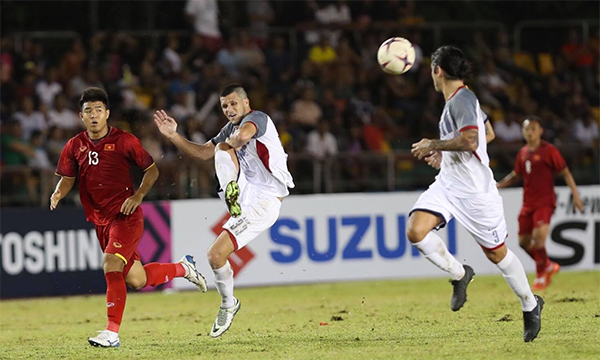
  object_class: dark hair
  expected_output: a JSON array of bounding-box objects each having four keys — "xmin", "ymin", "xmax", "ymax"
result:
[
  {"xmin": 79, "ymin": 87, "xmax": 109, "ymax": 110},
  {"xmin": 30, "ymin": 129, "xmax": 43, "ymax": 140},
  {"xmin": 523, "ymin": 114, "xmax": 543, "ymax": 126},
  {"xmin": 220, "ymin": 84, "xmax": 248, "ymax": 99},
  {"xmin": 431, "ymin": 46, "xmax": 473, "ymax": 80}
]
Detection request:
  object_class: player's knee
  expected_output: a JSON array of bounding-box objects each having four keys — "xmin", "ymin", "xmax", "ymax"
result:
[
  {"xmin": 406, "ymin": 224, "xmax": 427, "ymax": 244},
  {"xmin": 126, "ymin": 277, "xmax": 146, "ymax": 290},
  {"xmin": 102, "ymin": 254, "xmax": 125, "ymax": 273},
  {"xmin": 206, "ymin": 249, "xmax": 225, "ymax": 269}
]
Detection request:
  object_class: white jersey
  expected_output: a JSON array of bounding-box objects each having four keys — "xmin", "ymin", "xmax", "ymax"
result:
[
  {"xmin": 436, "ymin": 87, "xmax": 496, "ymax": 197},
  {"xmin": 211, "ymin": 110, "xmax": 295, "ymax": 197}
]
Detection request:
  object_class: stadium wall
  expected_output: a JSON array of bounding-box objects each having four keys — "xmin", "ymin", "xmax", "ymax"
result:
[{"xmin": 1, "ymin": 187, "xmax": 598, "ymax": 298}]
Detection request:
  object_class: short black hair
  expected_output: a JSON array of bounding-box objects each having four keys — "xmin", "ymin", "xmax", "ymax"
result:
[
  {"xmin": 79, "ymin": 87, "xmax": 109, "ymax": 110},
  {"xmin": 220, "ymin": 84, "xmax": 248, "ymax": 99},
  {"xmin": 523, "ymin": 114, "xmax": 543, "ymax": 126},
  {"xmin": 431, "ymin": 46, "xmax": 473, "ymax": 80}
]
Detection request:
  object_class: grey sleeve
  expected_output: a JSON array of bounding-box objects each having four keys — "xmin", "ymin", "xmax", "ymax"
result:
[
  {"xmin": 240, "ymin": 111, "xmax": 269, "ymax": 138},
  {"xmin": 211, "ymin": 123, "xmax": 234, "ymax": 145},
  {"xmin": 449, "ymin": 94, "xmax": 478, "ymax": 131}
]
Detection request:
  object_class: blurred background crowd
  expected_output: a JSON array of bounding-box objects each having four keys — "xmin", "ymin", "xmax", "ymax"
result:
[{"xmin": 1, "ymin": 0, "xmax": 598, "ymax": 207}]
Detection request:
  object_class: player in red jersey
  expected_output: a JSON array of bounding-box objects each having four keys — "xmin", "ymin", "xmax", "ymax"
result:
[
  {"xmin": 498, "ymin": 115, "xmax": 583, "ymax": 290},
  {"xmin": 50, "ymin": 88, "xmax": 208, "ymax": 348}
]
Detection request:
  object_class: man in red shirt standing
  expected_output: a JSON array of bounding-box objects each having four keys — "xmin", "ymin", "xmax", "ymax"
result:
[
  {"xmin": 498, "ymin": 115, "xmax": 583, "ymax": 290},
  {"xmin": 51, "ymin": 88, "xmax": 208, "ymax": 348}
]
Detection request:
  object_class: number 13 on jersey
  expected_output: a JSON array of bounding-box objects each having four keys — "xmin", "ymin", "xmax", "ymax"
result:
[{"xmin": 88, "ymin": 151, "xmax": 99, "ymax": 165}]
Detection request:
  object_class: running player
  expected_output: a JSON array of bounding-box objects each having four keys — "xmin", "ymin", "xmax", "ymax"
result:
[
  {"xmin": 409, "ymin": 46, "xmax": 543, "ymax": 342},
  {"xmin": 497, "ymin": 115, "xmax": 583, "ymax": 290},
  {"xmin": 154, "ymin": 84, "xmax": 294, "ymax": 338},
  {"xmin": 51, "ymin": 87, "xmax": 207, "ymax": 348}
]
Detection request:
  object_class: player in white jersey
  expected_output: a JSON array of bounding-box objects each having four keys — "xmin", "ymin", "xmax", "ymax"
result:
[
  {"xmin": 408, "ymin": 46, "xmax": 543, "ymax": 342},
  {"xmin": 154, "ymin": 84, "xmax": 294, "ymax": 337}
]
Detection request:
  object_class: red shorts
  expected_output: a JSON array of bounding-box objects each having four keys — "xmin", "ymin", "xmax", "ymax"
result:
[
  {"xmin": 518, "ymin": 206, "xmax": 554, "ymax": 235},
  {"xmin": 95, "ymin": 208, "xmax": 144, "ymax": 275}
]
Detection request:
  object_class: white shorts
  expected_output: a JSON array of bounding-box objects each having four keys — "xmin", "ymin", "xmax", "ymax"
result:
[
  {"xmin": 221, "ymin": 179, "xmax": 282, "ymax": 250},
  {"xmin": 410, "ymin": 181, "xmax": 507, "ymax": 250}
]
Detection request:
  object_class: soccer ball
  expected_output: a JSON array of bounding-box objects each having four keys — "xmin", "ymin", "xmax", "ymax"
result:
[{"xmin": 377, "ymin": 37, "xmax": 416, "ymax": 75}]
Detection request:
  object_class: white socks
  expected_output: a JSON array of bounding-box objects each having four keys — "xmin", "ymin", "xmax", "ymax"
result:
[
  {"xmin": 214, "ymin": 150, "xmax": 237, "ymax": 191},
  {"xmin": 213, "ymin": 261, "xmax": 235, "ymax": 309},
  {"xmin": 496, "ymin": 249, "xmax": 537, "ymax": 312},
  {"xmin": 413, "ymin": 232, "xmax": 465, "ymax": 281}
]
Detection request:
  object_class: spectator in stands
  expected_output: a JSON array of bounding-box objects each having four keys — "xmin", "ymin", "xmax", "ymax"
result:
[
  {"xmin": 59, "ymin": 38, "xmax": 86, "ymax": 81},
  {"xmin": 309, "ymin": 34, "xmax": 337, "ymax": 65},
  {"xmin": 162, "ymin": 34, "xmax": 183, "ymax": 76},
  {"xmin": 574, "ymin": 111, "xmax": 599, "ymax": 149},
  {"xmin": 291, "ymin": 86, "xmax": 323, "ymax": 131},
  {"xmin": 561, "ymin": 29, "xmax": 594, "ymax": 70},
  {"xmin": 70, "ymin": 67, "xmax": 104, "ymax": 98},
  {"xmin": 307, "ymin": 121, "xmax": 338, "ymax": 161},
  {"xmin": 494, "ymin": 107, "xmax": 523, "ymax": 144},
  {"xmin": 47, "ymin": 94, "xmax": 81, "ymax": 131},
  {"xmin": 35, "ymin": 67, "xmax": 62, "ymax": 108},
  {"xmin": 13, "ymin": 96, "xmax": 47, "ymax": 140},
  {"xmin": 265, "ymin": 36, "xmax": 294, "ymax": 95},
  {"xmin": 46, "ymin": 126, "xmax": 67, "ymax": 164},
  {"xmin": 247, "ymin": 0, "xmax": 274, "ymax": 48},
  {"xmin": 28, "ymin": 130, "xmax": 52, "ymax": 170},
  {"xmin": 185, "ymin": 0, "xmax": 222, "ymax": 54},
  {"xmin": 478, "ymin": 58, "xmax": 511, "ymax": 109},
  {"xmin": 1, "ymin": 121, "xmax": 34, "ymax": 165}
]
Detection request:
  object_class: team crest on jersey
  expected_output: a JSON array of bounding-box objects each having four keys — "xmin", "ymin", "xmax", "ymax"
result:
[
  {"xmin": 104, "ymin": 144, "xmax": 115, "ymax": 151},
  {"xmin": 79, "ymin": 146, "xmax": 87, "ymax": 152}
]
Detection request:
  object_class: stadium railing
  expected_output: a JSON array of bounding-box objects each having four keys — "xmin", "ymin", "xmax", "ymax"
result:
[{"xmin": 4, "ymin": 145, "xmax": 595, "ymax": 207}]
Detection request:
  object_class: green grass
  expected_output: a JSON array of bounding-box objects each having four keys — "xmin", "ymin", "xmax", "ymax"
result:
[{"xmin": 1, "ymin": 271, "xmax": 599, "ymax": 360}]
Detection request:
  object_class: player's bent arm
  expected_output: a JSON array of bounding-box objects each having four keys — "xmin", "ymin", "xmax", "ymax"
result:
[
  {"xmin": 170, "ymin": 133, "xmax": 216, "ymax": 161},
  {"xmin": 431, "ymin": 129, "xmax": 479, "ymax": 152},
  {"xmin": 135, "ymin": 164, "xmax": 159, "ymax": 199},
  {"xmin": 485, "ymin": 120, "xmax": 495, "ymax": 143},
  {"xmin": 497, "ymin": 171, "xmax": 521, "ymax": 189},
  {"xmin": 226, "ymin": 122, "xmax": 257, "ymax": 150},
  {"xmin": 560, "ymin": 167, "xmax": 584, "ymax": 212},
  {"xmin": 50, "ymin": 176, "xmax": 75, "ymax": 210}
]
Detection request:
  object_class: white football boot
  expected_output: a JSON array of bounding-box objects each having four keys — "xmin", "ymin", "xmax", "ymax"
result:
[
  {"xmin": 210, "ymin": 298, "xmax": 241, "ymax": 338},
  {"xmin": 88, "ymin": 330, "xmax": 120, "ymax": 347},
  {"xmin": 179, "ymin": 255, "xmax": 208, "ymax": 292}
]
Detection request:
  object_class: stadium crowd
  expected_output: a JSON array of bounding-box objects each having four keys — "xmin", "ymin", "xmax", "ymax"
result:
[{"xmin": 1, "ymin": 0, "xmax": 599, "ymax": 205}]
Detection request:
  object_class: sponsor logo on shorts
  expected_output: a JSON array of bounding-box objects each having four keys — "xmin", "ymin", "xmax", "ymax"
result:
[
  {"xmin": 107, "ymin": 302, "xmax": 115, "ymax": 308},
  {"xmin": 113, "ymin": 242, "xmax": 123, "ymax": 248}
]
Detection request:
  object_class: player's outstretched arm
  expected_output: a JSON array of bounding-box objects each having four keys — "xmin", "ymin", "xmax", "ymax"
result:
[
  {"xmin": 411, "ymin": 129, "xmax": 478, "ymax": 160},
  {"xmin": 50, "ymin": 176, "xmax": 75, "ymax": 210},
  {"xmin": 497, "ymin": 171, "xmax": 521, "ymax": 189},
  {"xmin": 560, "ymin": 167, "xmax": 584, "ymax": 212},
  {"xmin": 154, "ymin": 110, "xmax": 215, "ymax": 161}
]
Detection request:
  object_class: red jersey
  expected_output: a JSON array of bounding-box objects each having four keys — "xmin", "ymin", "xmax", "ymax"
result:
[
  {"xmin": 514, "ymin": 140, "xmax": 567, "ymax": 209},
  {"xmin": 56, "ymin": 127, "xmax": 154, "ymax": 225}
]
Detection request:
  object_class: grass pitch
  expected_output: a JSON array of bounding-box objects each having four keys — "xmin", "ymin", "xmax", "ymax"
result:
[{"xmin": 1, "ymin": 271, "xmax": 599, "ymax": 360}]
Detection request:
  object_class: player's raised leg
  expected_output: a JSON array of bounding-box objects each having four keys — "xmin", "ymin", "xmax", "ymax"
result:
[
  {"xmin": 407, "ymin": 211, "xmax": 473, "ymax": 311},
  {"xmin": 214, "ymin": 142, "xmax": 241, "ymax": 218},
  {"xmin": 124, "ymin": 257, "xmax": 207, "ymax": 292},
  {"xmin": 207, "ymin": 230, "xmax": 241, "ymax": 338},
  {"xmin": 481, "ymin": 245, "xmax": 543, "ymax": 342}
]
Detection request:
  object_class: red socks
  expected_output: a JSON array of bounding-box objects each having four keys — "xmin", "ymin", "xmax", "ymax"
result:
[
  {"xmin": 105, "ymin": 271, "xmax": 127, "ymax": 333},
  {"xmin": 143, "ymin": 263, "xmax": 186, "ymax": 287},
  {"xmin": 534, "ymin": 248, "xmax": 551, "ymax": 277}
]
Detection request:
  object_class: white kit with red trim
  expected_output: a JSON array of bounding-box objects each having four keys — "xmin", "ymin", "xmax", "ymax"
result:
[{"xmin": 436, "ymin": 86, "xmax": 496, "ymax": 197}]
